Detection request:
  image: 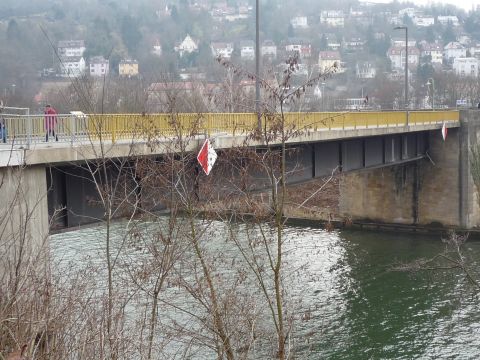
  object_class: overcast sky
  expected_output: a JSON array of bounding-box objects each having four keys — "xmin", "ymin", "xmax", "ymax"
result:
[{"xmin": 363, "ymin": 0, "xmax": 477, "ymax": 11}]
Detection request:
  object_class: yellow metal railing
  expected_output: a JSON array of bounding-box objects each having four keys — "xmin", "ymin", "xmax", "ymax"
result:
[{"xmin": 0, "ymin": 111, "xmax": 459, "ymax": 145}]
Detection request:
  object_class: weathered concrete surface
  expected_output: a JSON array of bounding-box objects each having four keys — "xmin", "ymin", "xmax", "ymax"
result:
[
  {"xmin": 459, "ymin": 110, "xmax": 480, "ymax": 228},
  {"xmin": 338, "ymin": 165, "xmax": 418, "ymax": 224},
  {"xmin": 417, "ymin": 128, "xmax": 460, "ymax": 226},
  {"xmin": 0, "ymin": 121, "xmax": 457, "ymax": 167},
  {"xmin": 0, "ymin": 165, "xmax": 49, "ymax": 272}
]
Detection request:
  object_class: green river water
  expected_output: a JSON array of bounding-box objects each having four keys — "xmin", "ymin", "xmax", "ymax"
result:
[{"xmin": 50, "ymin": 221, "xmax": 480, "ymax": 359}]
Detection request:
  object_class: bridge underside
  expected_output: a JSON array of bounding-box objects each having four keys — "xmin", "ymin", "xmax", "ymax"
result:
[{"xmin": 46, "ymin": 132, "xmax": 429, "ymax": 228}]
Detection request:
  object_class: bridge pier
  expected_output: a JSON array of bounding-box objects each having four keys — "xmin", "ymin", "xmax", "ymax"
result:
[
  {"xmin": 0, "ymin": 165, "xmax": 49, "ymax": 273},
  {"xmin": 337, "ymin": 110, "xmax": 480, "ymax": 229}
]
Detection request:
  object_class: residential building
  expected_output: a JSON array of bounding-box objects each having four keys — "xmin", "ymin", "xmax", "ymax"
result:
[
  {"xmin": 119, "ymin": 59, "xmax": 139, "ymax": 77},
  {"xmin": 387, "ymin": 46, "xmax": 420, "ymax": 70},
  {"xmin": 60, "ymin": 56, "xmax": 86, "ymax": 77},
  {"xmin": 392, "ymin": 38, "xmax": 417, "ymax": 48},
  {"xmin": 444, "ymin": 42, "xmax": 467, "ymax": 62},
  {"xmin": 211, "ymin": 42, "xmax": 234, "ymax": 59},
  {"xmin": 343, "ymin": 38, "xmax": 365, "ymax": 51},
  {"xmin": 58, "ymin": 40, "xmax": 86, "ymax": 58},
  {"xmin": 174, "ymin": 34, "xmax": 198, "ymax": 57},
  {"xmin": 413, "ymin": 16, "xmax": 434, "ymax": 27},
  {"xmin": 398, "ymin": 8, "xmax": 416, "ymax": 18},
  {"xmin": 356, "ymin": 62, "xmax": 376, "ymax": 79},
  {"xmin": 421, "ymin": 43, "xmax": 443, "ymax": 64},
  {"xmin": 89, "ymin": 56, "xmax": 109, "ymax": 77},
  {"xmin": 261, "ymin": 40, "xmax": 277, "ymax": 58},
  {"xmin": 152, "ymin": 40, "xmax": 162, "ymax": 56},
  {"xmin": 318, "ymin": 51, "xmax": 342, "ymax": 72},
  {"xmin": 453, "ymin": 57, "xmax": 479, "ymax": 77},
  {"xmin": 291, "ymin": 16, "xmax": 308, "ymax": 29},
  {"xmin": 457, "ymin": 35, "xmax": 472, "ymax": 46},
  {"xmin": 437, "ymin": 15, "xmax": 459, "ymax": 26},
  {"xmin": 470, "ymin": 43, "xmax": 480, "ymax": 59},
  {"xmin": 285, "ymin": 39, "xmax": 312, "ymax": 58},
  {"xmin": 240, "ymin": 40, "xmax": 255, "ymax": 60},
  {"xmin": 320, "ymin": 10, "xmax": 345, "ymax": 27}
]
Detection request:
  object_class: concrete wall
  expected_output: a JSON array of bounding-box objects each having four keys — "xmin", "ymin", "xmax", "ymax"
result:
[
  {"xmin": 417, "ymin": 128, "xmax": 460, "ymax": 226},
  {"xmin": 337, "ymin": 113, "xmax": 480, "ymax": 228},
  {"xmin": 0, "ymin": 165, "xmax": 49, "ymax": 272},
  {"xmin": 338, "ymin": 164, "xmax": 418, "ymax": 224},
  {"xmin": 459, "ymin": 110, "xmax": 480, "ymax": 228}
]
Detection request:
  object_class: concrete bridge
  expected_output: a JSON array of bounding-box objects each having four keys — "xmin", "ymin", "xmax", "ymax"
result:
[{"xmin": 3, "ymin": 109, "xmax": 479, "ymax": 249}]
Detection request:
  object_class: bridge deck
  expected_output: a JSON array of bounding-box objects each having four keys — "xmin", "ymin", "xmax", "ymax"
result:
[{"xmin": 0, "ymin": 111, "xmax": 459, "ymax": 146}]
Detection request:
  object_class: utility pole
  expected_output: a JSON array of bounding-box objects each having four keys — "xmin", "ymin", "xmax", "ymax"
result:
[{"xmin": 255, "ymin": 0, "xmax": 261, "ymax": 129}]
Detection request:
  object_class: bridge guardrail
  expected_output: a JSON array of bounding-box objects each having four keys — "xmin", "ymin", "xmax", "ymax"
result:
[{"xmin": 0, "ymin": 110, "xmax": 459, "ymax": 147}]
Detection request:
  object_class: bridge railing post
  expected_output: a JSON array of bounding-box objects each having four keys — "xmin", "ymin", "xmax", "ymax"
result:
[
  {"xmin": 70, "ymin": 115, "xmax": 76, "ymax": 145},
  {"xmin": 26, "ymin": 115, "xmax": 32, "ymax": 149}
]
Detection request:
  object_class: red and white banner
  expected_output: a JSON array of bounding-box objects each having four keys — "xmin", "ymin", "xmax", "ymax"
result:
[
  {"xmin": 441, "ymin": 122, "xmax": 447, "ymax": 141},
  {"xmin": 197, "ymin": 139, "xmax": 217, "ymax": 175}
]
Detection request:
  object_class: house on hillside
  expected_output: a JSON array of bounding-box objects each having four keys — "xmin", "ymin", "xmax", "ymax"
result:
[
  {"xmin": 444, "ymin": 42, "xmax": 467, "ymax": 62},
  {"xmin": 89, "ymin": 56, "xmax": 109, "ymax": 77},
  {"xmin": 291, "ymin": 16, "xmax": 308, "ymax": 29},
  {"xmin": 60, "ymin": 56, "xmax": 86, "ymax": 77},
  {"xmin": 285, "ymin": 39, "xmax": 312, "ymax": 58},
  {"xmin": 119, "ymin": 59, "xmax": 139, "ymax": 77},
  {"xmin": 58, "ymin": 40, "xmax": 86, "ymax": 58},
  {"xmin": 240, "ymin": 41, "xmax": 255, "ymax": 60},
  {"xmin": 437, "ymin": 15, "xmax": 459, "ymax": 26},
  {"xmin": 453, "ymin": 57, "xmax": 479, "ymax": 77},
  {"xmin": 413, "ymin": 16, "xmax": 434, "ymax": 27},
  {"xmin": 318, "ymin": 51, "xmax": 342, "ymax": 72},
  {"xmin": 261, "ymin": 40, "xmax": 277, "ymax": 59},
  {"xmin": 174, "ymin": 34, "xmax": 198, "ymax": 57},
  {"xmin": 387, "ymin": 46, "xmax": 420, "ymax": 70},
  {"xmin": 356, "ymin": 62, "xmax": 376, "ymax": 79},
  {"xmin": 152, "ymin": 40, "xmax": 162, "ymax": 56},
  {"xmin": 211, "ymin": 42, "xmax": 234, "ymax": 59},
  {"xmin": 421, "ymin": 43, "xmax": 443, "ymax": 64},
  {"xmin": 320, "ymin": 10, "xmax": 345, "ymax": 27}
]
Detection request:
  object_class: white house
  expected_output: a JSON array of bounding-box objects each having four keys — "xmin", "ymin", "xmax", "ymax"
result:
[
  {"xmin": 152, "ymin": 40, "xmax": 162, "ymax": 56},
  {"xmin": 320, "ymin": 10, "xmax": 345, "ymax": 27},
  {"xmin": 387, "ymin": 46, "xmax": 420, "ymax": 70},
  {"xmin": 356, "ymin": 62, "xmax": 376, "ymax": 79},
  {"xmin": 392, "ymin": 38, "xmax": 417, "ymax": 48},
  {"xmin": 240, "ymin": 40, "xmax": 255, "ymax": 60},
  {"xmin": 89, "ymin": 56, "xmax": 109, "ymax": 77},
  {"xmin": 261, "ymin": 40, "xmax": 277, "ymax": 58},
  {"xmin": 285, "ymin": 39, "xmax": 312, "ymax": 58},
  {"xmin": 60, "ymin": 56, "xmax": 86, "ymax": 77},
  {"xmin": 291, "ymin": 16, "xmax": 308, "ymax": 29},
  {"xmin": 174, "ymin": 34, "xmax": 198, "ymax": 57},
  {"xmin": 413, "ymin": 16, "xmax": 435, "ymax": 27},
  {"xmin": 318, "ymin": 51, "xmax": 342, "ymax": 72},
  {"xmin": 58, "ymin": 40, "xmax": 86, "ymax": 58},
  {"xmin": 453, "ymin": 57, "xmax": 479, "ymax": 77},
  {"xmin": 421, "ymin": 43, "xmax": 443, "ymax": 64},
  {"xmin": 444, "ymin": 42, "xmax": 467, "ymax": 62},
  {"xmin": 437, "ymin": 15, "xmax": 459, "ymax": 26},
  {"xmin": 398, "ymin": 8, "xmax": 416, "ymax": 18},
  {"xmin": 211, "ymin": 42, "xmax": 234, "ymax": 59}
]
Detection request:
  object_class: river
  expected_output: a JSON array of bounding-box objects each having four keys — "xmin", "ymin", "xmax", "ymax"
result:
[{"xmin": 50, "ymin": 219, "xmax": 480, "ymax": 359}]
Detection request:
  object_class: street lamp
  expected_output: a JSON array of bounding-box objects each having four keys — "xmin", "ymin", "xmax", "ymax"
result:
[
  {"xmin": 426, "ymin": 78, "xmax": 434, "ymax": 110},
  {"xmin": 394, "ymin": 26, "xmax": 408, "ymax": 112}
]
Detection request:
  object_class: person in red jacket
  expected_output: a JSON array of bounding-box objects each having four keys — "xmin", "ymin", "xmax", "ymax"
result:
[{"xmin": 44, "ymin": 104, "xmax": 58, "ymax": 142}]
